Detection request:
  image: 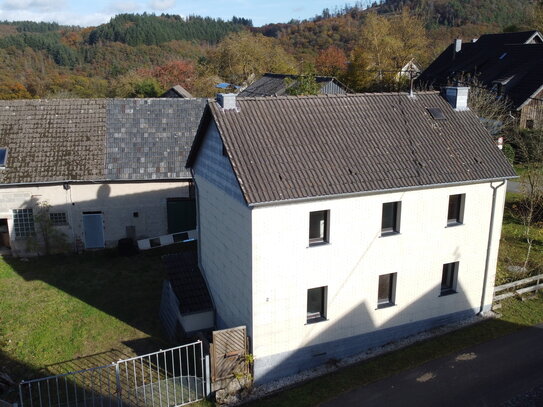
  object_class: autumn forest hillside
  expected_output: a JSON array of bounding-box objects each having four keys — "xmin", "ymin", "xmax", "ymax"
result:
[{"xmin": 0, "ymin": 0, "xmax": 541, "ymax": 99}]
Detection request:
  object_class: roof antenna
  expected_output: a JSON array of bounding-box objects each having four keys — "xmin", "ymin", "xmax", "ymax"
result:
[{"xmin": 409, "ymin": 69, "xmax": 415, "ymax": 98}]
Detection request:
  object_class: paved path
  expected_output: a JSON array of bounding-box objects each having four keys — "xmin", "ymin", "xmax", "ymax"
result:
[{"xmin": 320, "ymin": 324, "xmax": 543, "ymax": 407}]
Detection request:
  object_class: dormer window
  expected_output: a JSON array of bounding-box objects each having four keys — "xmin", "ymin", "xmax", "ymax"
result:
[{"xmin": 0, "ymin": 148, "xmax": 7, "ymax": 168}]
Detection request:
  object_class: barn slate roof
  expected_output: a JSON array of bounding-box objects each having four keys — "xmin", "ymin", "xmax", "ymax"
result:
[
  {"xmin": 418, "ymin": 31, "xmax": 543, "ymax": 109},
  {"xmin": 238, "ymin": 73, "xmax": 348, "ymax": 98},
  {"xmin": 163, "ymin": 251, "xmax": 213, "ymax": 314},
  {"xmin": 188, "ymin": 92, "xmax": 516, "ymax": 205},
  {"xmin": 0, "ymin": 98, "xmax": 206, "ymax": 184}
]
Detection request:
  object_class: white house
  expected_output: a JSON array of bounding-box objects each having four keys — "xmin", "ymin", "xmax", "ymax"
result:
[
  {"xmin": 186, "ymin": 90, "xmax": 516, "ymax": 383},
  {"xmin": 0, "ymin": 98, "xmax": 206, "ymax": 255}
]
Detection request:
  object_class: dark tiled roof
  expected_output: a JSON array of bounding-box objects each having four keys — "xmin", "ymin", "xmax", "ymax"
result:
[
  {"xmin": 239, "ymin": 73, "xmax": 348, "ymax": 97},
  {"xmin": 418, "ymin": 31, "xmax": 543, "ymax": 109},
  {"xmin": 106, "ymin": 98, "xmax": 206, "ymax": 180},
  {"xmin": 0, "ymin": 99, "xmax": 107, "ymax": 184},
  {"xmin": 163, "ymin": 251, "xmax": 213, "ymax": 314},
  {"xmin": 192, "ymin": 93, "xmax": 516, "ymax": 205},
  {"xmin": 0, "ymin": 98, "xmax": 206, "ymax": 184}
]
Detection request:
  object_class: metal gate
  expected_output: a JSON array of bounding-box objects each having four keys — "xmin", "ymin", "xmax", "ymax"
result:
[{"xmin": 19, "ymin": 342, "xmax": 209, "ymax": 407}]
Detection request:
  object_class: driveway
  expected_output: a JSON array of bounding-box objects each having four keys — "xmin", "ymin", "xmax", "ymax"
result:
[{"xmin": 319, "ymin": 324, "xmax": 543, "ymax": 407}]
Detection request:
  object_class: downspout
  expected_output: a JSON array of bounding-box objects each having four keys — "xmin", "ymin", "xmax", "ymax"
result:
[
  {"xmin": 190, "ymin": 168, "xmax": 202, "ymax": 268},
  {"xmin": 479, "ymin": 180, "xmax": 506, "ymax": 314}
]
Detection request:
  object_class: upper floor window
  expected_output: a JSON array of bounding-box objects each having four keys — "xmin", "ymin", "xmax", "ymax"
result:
[
  {"xmin": 447, "ymin": 194, "xmax": 465, "ymax": 226},
  {"xmin": 0, "ymin": 148, "xmax": 7, "ymax": 167},
  {"xmin": 309, "ymin": 210, "xmax": 329, "ymax": 245},
  {"xmin": 381, "ymin": 201, "xmax": 401, "ymax": 235}
]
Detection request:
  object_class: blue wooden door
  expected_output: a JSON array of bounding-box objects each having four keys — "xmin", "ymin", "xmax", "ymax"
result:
[{"xmin": 83, "ymin": 213, "xmax": 105, "ymax": 248}]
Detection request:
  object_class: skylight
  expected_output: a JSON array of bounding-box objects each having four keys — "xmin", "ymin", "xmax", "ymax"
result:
[
  {"xmin": 499, "ymin": 52, "xmax": 508, "ymax": 60},
  {"xmin": 427, "ymin": 108, "xmax": 446, "ymax": 120},
  {"xmin": 0, "ymin": 148, "xmax": 6, "ymax": 167}
]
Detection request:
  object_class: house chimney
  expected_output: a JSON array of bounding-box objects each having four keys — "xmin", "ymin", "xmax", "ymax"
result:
[
  {"xmin": 443, "ymin": 86, "xmax": 469, "ymax": 111},
  {"xmin": 454, "ymin": 38, "xmax": 462, "ymax": 53},
  {"xmin": 217, "ymin": 93, "xmax": 237, "ymax": 110}
]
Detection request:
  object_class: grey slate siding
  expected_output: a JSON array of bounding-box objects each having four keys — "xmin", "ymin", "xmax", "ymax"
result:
[
  {"xmin": 106, "ymin": 99, "xmax": 206, "ymax": 180},
  {"xmin": 193, "ymin": 120, "xmax": 245, "ymax": 204}
]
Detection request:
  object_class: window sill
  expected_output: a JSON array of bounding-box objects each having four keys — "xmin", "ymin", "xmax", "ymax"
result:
[
  {"xmin": 376, "ymin": 302, "xmax": 396, "ymax": 310},
  {"xmin": 445, "ymin": 222, "xmax": 464, "ymax": 228},
  {"xmin": 439, "ymin": 290, "xmax": 458, "ymax": 297},
  {"xmin": 380, "ymin": 231, "xmax": 400, "ymax": 238},
  {"xmin": 305, "ymin": 317, "xmax": 328, "ymax": 325},
  {"xmin": 308, "ymin": 241, "xmax": 330, "ymax": 248}
]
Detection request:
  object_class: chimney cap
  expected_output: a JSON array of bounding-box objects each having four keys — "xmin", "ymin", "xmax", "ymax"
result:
[{"xmin": 216, "ymin": 93, "xmax": 238, "ymax": 111}]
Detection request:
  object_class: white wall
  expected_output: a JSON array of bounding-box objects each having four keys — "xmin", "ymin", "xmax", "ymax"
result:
[
  {"xmin": 250, "ymin": 181, "xmax": 507, "ymax": 360},
  {"xmin": 0, "ymin": 181, "xmax": 190, "ymax": 255}
]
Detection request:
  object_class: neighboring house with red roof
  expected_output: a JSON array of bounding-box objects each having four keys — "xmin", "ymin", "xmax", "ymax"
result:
[
  {"xmin": 418, "ymin": 30, "xmax": 543, "ymax": 129},
  {"xmin": 186, "ymin": 90, "xmax": 516, "ymax": 383}
]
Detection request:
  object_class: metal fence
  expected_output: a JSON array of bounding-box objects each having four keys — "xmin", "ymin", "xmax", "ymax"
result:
[{"xmin": 19, "ymin": 341, "xmax": 209, "ymax": 407}]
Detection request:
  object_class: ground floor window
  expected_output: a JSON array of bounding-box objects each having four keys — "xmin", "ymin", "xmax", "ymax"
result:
[
  {"xmin": 441, "ymin": 262, "xmax": 459, "ymax": 295},
  {"xmin": 307, "ymin": 286, "xmax": 327, "ymax": 323},
  {"xmin": 12, "ymin": 209, "xmax": 35, "ymax": 238},
  {"xmin": 377, "ymin": 273, "xmax": 396, "ymax": 308}
]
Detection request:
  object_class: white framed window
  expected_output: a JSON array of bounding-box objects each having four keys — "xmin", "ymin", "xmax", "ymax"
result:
[{"xmin": 13, "ymin": 209, "xmax": 35, "ymax": 238}]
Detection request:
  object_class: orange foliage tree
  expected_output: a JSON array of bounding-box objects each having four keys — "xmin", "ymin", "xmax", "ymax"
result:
[
  {"xmin": 315, "ymin": 46, "xmax": 348, "ymax": 78},
  {"xmin": 138, "ymin": 60, "xmax": 196, "ymax": 91}
]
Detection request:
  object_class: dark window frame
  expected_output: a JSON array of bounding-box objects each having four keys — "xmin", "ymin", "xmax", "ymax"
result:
[
  {"xmin": 381, "ymin": 202, "xmax": 401, "ymax": 236},
  {"xmin": 309, "ymin": 210, "xmax": 330, "ymax": 246},
  {"xmin": 307, "ymin": 286, "xmax": 327, "ymax": 323},
  {"xmin": 447, "ymin": 194, "xmax": 465, "ymax": 226},
  {"xmin": 440, "ymin": 262, "xmax": 459, "ymax": 296},
  {"xmin": 0, "ymin": 147, "xmax": 7, "ymax": 167},
  {"xmin": 377, "ymin": 273, "xmax": 397, "ymax": 308}
]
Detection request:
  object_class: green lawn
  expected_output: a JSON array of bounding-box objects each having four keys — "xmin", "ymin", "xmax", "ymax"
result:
[{"xmin": 0, "ymin": 246, "xmax": 189, "ymax": 391}]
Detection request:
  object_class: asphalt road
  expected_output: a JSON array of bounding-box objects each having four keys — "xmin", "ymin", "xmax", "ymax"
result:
[{"xmin": 319, "ymin": 324, "xmax": 543, "ymax": 407}]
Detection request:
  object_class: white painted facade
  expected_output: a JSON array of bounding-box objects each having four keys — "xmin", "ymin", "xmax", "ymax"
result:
[
  {"xmin": 0, "ymin": 181, "xmax": 191, "ymax": 255},
  {"xmin": 250, "ymin": 181, "xmax": 506, "ymax": 361},
  {"xmin": 191, "ymin": 110, "xmax": 509, "ymax": 383}
]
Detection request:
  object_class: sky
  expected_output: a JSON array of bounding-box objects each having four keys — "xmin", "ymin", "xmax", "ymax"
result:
[{"xmin": 0, "ymin": 0, "xmax": 372, "ymax": 27}]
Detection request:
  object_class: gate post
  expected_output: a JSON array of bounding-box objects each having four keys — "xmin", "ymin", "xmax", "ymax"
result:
[
  {"xmin": 115, "ymin": 362, "xmax": 122, "ymax": 407},
  {"xmin": 205, "ymin": 355, "xmax": 211, "ymax": 397}
]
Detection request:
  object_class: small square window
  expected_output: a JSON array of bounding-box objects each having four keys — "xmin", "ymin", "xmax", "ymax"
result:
[
  {"xmin": 307, "ymin": 286, "xmax": 327, "ymax": 323},
  {"xmin": 49, "ymin": 212, "xmax": 68, "ymax": 226},
  {"xmin": 526, "ymin": 119, "xmax": 534, "ymax": 129},
  {"xmin": 441, "ymin": 262, "xmax": 459, "ymax": 295},
  {"xmin": 447, "ymin": 194, "xmax": 465, "ymax": 225},
  {"xmin": 0, "ymin": 148, "xmax": 7, "ymax": 167},
  {"xmin": 377, "ymin": 273, "xmax": 396, "ymax": 308},
  {"xmin": 381, "ymin": 202, "xmax": 401, "ymax": 235},
  {"xmin": 309, "ymin": 210, "xmax": 329, "ymax": 245}
]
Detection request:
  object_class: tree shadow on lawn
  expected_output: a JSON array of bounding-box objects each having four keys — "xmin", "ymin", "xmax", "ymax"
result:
[{"xmin": 3, "ymin": 241, "xmax": 197, "ymax": 356}]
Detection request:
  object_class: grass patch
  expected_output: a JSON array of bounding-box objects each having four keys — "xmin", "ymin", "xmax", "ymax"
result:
[
  {"xmin": 247, "ymin": 293, "xmax": 543, "ymax": 407},
  {"xmin": 496, "ymin": 192, "xmax": 543, "ymax": 285},
  {"xmin": 0, "ymin": 243, "xmax": 195, "ymax": 391}
]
